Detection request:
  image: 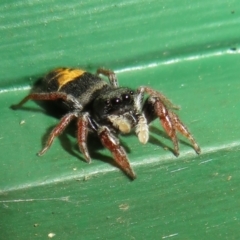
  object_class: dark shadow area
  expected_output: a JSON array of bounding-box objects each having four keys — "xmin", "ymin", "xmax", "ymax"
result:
[
  {"xmin": 10, "ymin": 75, "xmax": 74, "ymax": 118},
  {"xmin": 38, "ymin": 117, "xmax": 134, "ymax": 180},
  {"xmin": 148, "ymin": 134, "xmax": 176, "ymax": 156},
  {"xmin": 149, "ymin": 125, "xmax": 196, "ymax": 153},
  {"xmin": 39, "ymin": 120, "xmax": 132, "ymax": 159}
]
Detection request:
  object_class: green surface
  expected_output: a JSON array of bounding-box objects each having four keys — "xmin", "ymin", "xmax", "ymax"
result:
[{"xmin": 1, "ymin": 0, "xmax": 240, "ymax": 239}]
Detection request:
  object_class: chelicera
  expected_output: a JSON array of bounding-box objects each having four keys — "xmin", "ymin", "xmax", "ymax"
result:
[{"xmin": 12, "ymin": 67, "xmax": 201, "ymax": 179}]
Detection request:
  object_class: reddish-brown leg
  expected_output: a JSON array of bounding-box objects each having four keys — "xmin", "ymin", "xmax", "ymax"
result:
[
  {"xmin": 153, "ymin": 98, "xmax": 179, "ymax": 156},
  {"xmin": 77, "ymin": 113, "xmax": 91, "ymax": 163},
  {"xmin": 98, "ymin": 126, "xmax": 136, "ymax": 179},
  {"xmin": 140, "ymin": 86, "xmax": 180, "ymax": 110},
  {"xmin": 141, "ymin": 86, "xmax": 200, "ymax": 155},
  {"xmin": 38, "ymin": 113, "xmax": 77, "ymax": 156},
  {"xmin": 169, "ymin": 111, "xmax": 201, "ymax": 154}
]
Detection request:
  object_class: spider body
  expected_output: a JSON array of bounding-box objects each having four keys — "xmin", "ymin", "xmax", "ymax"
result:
[{"xmin": 12, "ymin": 67, "xmax": 201, "ymax": 179}]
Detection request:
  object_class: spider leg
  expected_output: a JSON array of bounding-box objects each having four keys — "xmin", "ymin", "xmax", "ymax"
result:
[
  {"xmin": 38, "ymin": 112, "xmax": 78, "ymax": 156},
  {"xmin": 140, "ymin": 86, "xmax": 200, "ymax": 155},
  {"xmin": 96, "ymin": 68, "xmax": 118, "ymax": 88},
  {"xmin": 98, "ymin": 126, "xmax": 136, "ymax": 179},
  {"xmin": 11, "ymin": 92, "xmax": 83, "ymax": 111},
  {"xmin": 149, "ymin": 96, "xmax": 179, "ymax": 156},
  {"xmin": 168, "ymin": 111, "xmax": 201, "ymax": 154},
  {"xmin": 77, "ymin": 113, "xmax": 91, "ymax": 163},
  {"xmin": 140, "ymin": 86, "xmax": 180, "ymax": 110}
]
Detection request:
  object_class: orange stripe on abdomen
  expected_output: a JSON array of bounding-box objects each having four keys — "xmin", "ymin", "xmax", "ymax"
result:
[{"xmin": 54, "ymin": 68, "xmax": 85, "ymax": 90}]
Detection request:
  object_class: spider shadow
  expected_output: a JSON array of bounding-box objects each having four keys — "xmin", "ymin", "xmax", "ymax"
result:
[
  {"xmin": 39, "ymin": 119, "xmax": 133, "ymax": 179},
  {"xmin": 149, "ymin": 125, "xmax": 194, "ymax": 155}
]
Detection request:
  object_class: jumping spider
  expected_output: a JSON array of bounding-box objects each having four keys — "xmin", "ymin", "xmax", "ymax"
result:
[{"xmin": 12, "ymin": 67, "xmax": 201, "ymax": 179}]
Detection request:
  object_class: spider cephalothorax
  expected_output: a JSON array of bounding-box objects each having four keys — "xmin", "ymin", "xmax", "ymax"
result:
[{"xmin": 12, "ymin": 67, "xmax": 201, "ymax": 179}]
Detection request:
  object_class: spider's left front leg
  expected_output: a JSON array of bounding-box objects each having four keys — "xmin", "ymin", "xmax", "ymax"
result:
[
  {"xmin": 139, "ymin": 86, "xmax": 201, "ymax": 156},
  {"xmin": 98, "ymin": 126, "xmax": 136, "ymax": 179}
]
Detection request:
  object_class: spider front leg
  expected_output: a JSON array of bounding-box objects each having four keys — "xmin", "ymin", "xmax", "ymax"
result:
[
  {"xmin": 140, "ymin": 86, "xmax": 201, "ymax": 155},
  {"xmin": 98, "ymin": 126, "xmax": 136, "ymax": 179}
]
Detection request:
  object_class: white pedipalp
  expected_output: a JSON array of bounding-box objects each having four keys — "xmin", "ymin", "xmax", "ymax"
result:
[
  {"xmin": 135, "ymin": 114, "xmax": 149, "ymax": 144},
  {"xmin": 108, "ymin": 115, "xmax": 132, "ymax": 134}
]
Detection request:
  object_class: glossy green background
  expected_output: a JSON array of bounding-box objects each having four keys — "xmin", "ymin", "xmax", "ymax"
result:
[{"xmin": 1, "ymin": 0, "xmax": 240, "ymax": 239}]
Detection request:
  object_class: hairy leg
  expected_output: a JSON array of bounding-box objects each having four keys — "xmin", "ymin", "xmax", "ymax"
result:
[
  {"xmin": 98, "ymin": 126, "xmax": 136, "ymax": 179},
  {"xmin": 38, "ymin": 112, "xmax": 78, "ymax": 155},
  {"xmin": 77, "ymin": 113, "xmax": 91, "ymax": 163},
  {"xmin": 140, "ymin": 86, "xmax": 200, "ymax": 155}
]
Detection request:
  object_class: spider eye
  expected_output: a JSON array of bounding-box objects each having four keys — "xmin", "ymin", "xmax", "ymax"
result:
[
  {"xmin": 122, "ymin": 93, "xmax": 131, "ymax": 102},
  {"xmin": 111, "ymin": 97, "xmax": 121, "ymax": 105}
]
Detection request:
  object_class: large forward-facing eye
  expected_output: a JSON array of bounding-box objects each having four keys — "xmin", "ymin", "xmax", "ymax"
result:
[
  {"xmin": 111, "ymin": 97, "xmax": 121, "ymax": 105},
  {"xmin": 122, "ymin": 93, "xmax": 131, "ymax": 102}
]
